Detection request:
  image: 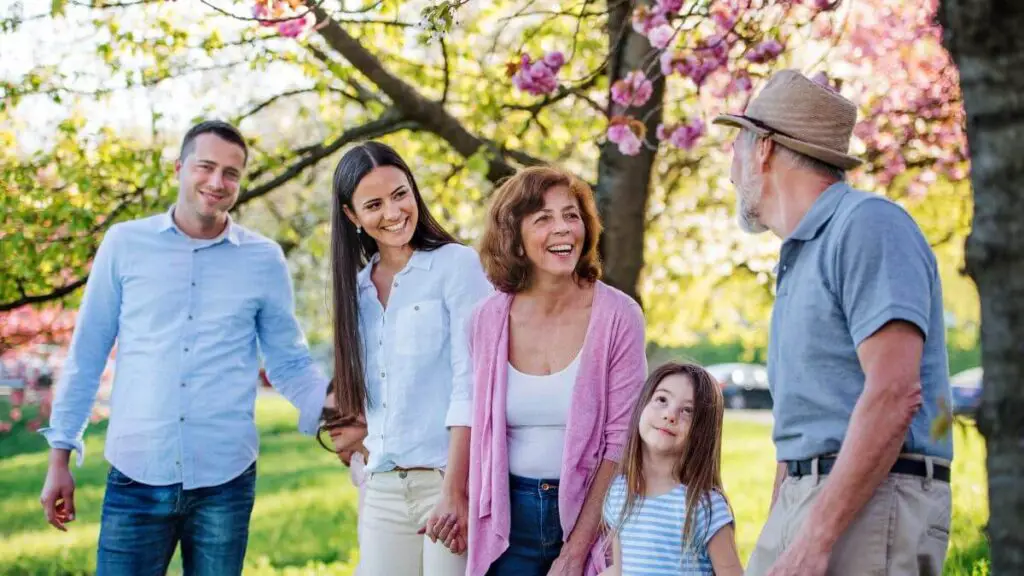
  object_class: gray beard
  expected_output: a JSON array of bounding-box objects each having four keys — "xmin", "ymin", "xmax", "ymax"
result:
[{"xmin": 737, "ymin": 189, "xmax": 769, "ymax": 234}]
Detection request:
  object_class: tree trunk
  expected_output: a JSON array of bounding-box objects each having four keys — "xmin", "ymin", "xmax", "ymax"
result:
[
  {"xmin": 939, "ymin": 1, "xmax": 1024, "ymax": 571},
  {"xmin": 595, "ymin": 0, "xmax": 664, "ymax": 304}
]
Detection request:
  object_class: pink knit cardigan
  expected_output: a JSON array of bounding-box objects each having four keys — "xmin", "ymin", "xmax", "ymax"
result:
[{"xmin": 466, "ymin": 281, "xmax": 648, "ymax": 576}]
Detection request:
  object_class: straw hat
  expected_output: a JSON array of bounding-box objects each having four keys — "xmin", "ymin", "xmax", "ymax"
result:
[{"xmin": 713, "ymin": 69, "xmax": 862, "ymax": 169}]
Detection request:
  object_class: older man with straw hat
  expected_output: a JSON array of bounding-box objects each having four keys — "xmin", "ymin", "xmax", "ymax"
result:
[{"xmin": 714, "ymin": 69, "xmax": 954, "ymax": 576}]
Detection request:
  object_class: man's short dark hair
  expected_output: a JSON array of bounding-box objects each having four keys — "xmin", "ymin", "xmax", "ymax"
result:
[{"xmin": 179, "ymin": 120, "xmax": 248, "ymax": 164}]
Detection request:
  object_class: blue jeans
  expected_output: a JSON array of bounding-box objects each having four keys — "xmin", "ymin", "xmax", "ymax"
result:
[
  {"xmin": 486, "ymin": 475, "xmax": 563, "ymax": 576},
  {"xmin": 96, "ymin": 463, "xmax": 256, "ymax": 576}
]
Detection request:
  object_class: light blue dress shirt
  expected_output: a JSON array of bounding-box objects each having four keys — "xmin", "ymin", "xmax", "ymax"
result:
[
  {"xmin": 40, "ymin": 208, "xmax": 329, "ymax": 489},
  {"xmin": 357, "ymin": 243, "xmax": 493, "ymax": 474}
]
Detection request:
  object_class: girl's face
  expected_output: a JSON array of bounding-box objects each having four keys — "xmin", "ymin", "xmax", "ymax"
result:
[
  {"xmin": 344, "ymin": 166, "xmax": 419, "ymax": 251},
  {"xmin": 638, "ymin": 373, "xmax": 695, "ymax": 457}
]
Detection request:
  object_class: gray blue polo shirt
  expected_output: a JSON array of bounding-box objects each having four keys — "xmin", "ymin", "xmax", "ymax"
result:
[{"xmin": 768, "ymin": 182, "xmax": 953, "ymax": 462}]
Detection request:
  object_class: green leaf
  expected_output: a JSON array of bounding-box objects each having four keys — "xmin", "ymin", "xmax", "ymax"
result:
[
  {"xmin": 51, "ymin": 0, "xmax": 67, "ymax": 17},
  {"xmin": 466, "ymin": 147, "xmax": 490, "ymax": 176}
]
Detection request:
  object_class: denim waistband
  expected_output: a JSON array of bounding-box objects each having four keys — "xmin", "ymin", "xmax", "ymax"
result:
[{"xmin": 509, "ymin": 474, "xmax": 560, "ymax": 494}]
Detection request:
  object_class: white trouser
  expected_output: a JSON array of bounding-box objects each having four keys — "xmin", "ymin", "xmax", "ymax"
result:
[{"xmin": 356, "ymin": 468, "xmax": 467, "ymax": 576}]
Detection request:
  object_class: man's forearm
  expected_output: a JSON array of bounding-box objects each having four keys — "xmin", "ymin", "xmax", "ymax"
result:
[{"xmin": 802, "ymin": 379, "xmax": 918, "ymax": 550}]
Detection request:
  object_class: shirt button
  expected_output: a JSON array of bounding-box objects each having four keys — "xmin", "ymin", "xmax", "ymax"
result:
[
  {"xmin": 181, "ymin": 382, "xmax": 186, "ymax": 387},
  {"xmin": 393, "ymin": 281, "xmax": 399, "ymax": 287},
  {"xmin": 380, "ymin": 371, "xmax": 386, "ymax": 379},
  {"xmin": 191, "ymin": 281, "xmax": 196, "ymax": 286},
  {"xmin": 184, "ymin": 347, "xmax": 189, "ymax": 352},
  {"xmin": 414, "ymin": 305, "xmax": 419, "ymax": 311},
  {"xmin": 179, "ymin": 417, "xmax": 185, "ymax": 422},
  {"xmin": 383, "ymin": 402, "xmax": 388, "ymax": 408},
  {"xmin": 188, "ymin": 315, "xmax": 193, "ymax": 320}
]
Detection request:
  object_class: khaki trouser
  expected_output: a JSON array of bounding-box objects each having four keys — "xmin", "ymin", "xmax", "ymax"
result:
[
  {"xmin": 746, "ymin": 463, "xmax": 952, "ymax": 576},
  {"xmin": 358, "ymin": 469, "xmax": 468, "ymax": 576}
]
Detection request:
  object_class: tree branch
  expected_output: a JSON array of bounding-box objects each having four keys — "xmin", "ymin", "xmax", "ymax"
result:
[
  {"xmin": 0, "ymin": 277, "xmax": 89, "ymax": 312},
  {"xmin": 311, "ymin": 7, "xmax": 522, "ymax": 183},
  {"xmin": 440, "ymin": 37, "xmax": 451, "ymax": 104},
  {"xmin": 236, "ymin": 110, "xmax": 416, "ymax": 205}
]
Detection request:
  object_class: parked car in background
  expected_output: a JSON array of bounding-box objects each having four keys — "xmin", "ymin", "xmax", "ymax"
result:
[
  {"xmin": 950, "ymin": 367, "xmax": 983, "ymax": 416},
  {"xmin": 707, "ymin": 363, "xmax": 772, "ymax": 410}
]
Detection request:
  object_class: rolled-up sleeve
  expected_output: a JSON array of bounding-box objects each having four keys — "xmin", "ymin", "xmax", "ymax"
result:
[
  {"xmin": 834, "ymin": 199, "xmax": 935, "ymax": 348},
  {"xmin": 603, "ymin": 300, "xmax": 648, "ymax": 463},
  {"xmin": 256, "ymin": 245, "xmax": 329, "ymax": 435},
  {"xmin": 39, "ymin": 225, "xmax": 123, "ymax": 465},
  {"xmin": 442, "ymin": 246, "xmax": 493, "ymax": 428}
]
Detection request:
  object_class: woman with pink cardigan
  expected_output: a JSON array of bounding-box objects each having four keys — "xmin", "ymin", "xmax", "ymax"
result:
[{"xmin": 466, "ymin": 166, "xmax": 647, "ymax": 576}]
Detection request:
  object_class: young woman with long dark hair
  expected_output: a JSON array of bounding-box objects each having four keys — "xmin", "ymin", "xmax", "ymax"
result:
[{"xmin": 326, "ymin": 141, "xmax": 492, "ymax": 575}]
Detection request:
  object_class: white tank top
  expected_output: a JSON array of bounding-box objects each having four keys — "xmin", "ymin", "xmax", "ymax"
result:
[{"xmin": 505, "ymin": 352, "xmax": 580, "ymax": 479}]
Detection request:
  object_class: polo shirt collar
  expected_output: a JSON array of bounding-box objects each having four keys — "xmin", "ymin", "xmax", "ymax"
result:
[{"xmin": 787, "ymin": 182, "xmax": 850, "ymax": 242}]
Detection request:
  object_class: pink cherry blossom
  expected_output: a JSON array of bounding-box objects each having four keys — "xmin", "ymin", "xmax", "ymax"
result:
[
  {"xmin": 542, "ymin": 51, "xmax": 565, "ymax": 69},
  {"xmin": 659, "ymin": 49, "xmax": 722, "ymax": 87},
  {"xmin": 511, "ymin": 51, "xmax": 565, "ymax": 95},
  {"xmin": 647, "ymin": 24, "xmax": 676, "ymax": 50},
  {"xmin": 611, "ymin": 70, "xmax": 654, "ymax": 108},
  {"xmin": 656, "ymin": 119, "xmax": 706, "ymax": 150},
  {"xmin": 607, "ymin": 117, "xmax": 646, "ymax": 156},
  {"xmin": 720, "ymin": 72, "xmax": 753, "ymax": 96},
  {"xmin": 252, "ymin": 2, "xmax": 275, "ymax": 27},
  {"xmin": 631, "ymin": 6, "xmax": 668, "ymax": 35},
  {"xmin": 711, "ymin": 6, "xmax": 737, "ymax": 31},
  {"xmin": 700, "ymin": 34, "xmax": 730, "ymax": 62},
  {"xmin": 746, "ymin": 39, "xmax": 784, "ymax": 63},
  {"xmin": 277, "ymin": 17, "xmax": 307, "ymax": 38},
  {"xmin": 609, "ymin": 124, "xmax": 643, "ymax": 155},
  {"xmin": 809, "ymin": 0, "xmax": 836, "ymax": 11},
  {"xmin": 656, "ymin": 0, "xmax": 684, "ymax": 13}
]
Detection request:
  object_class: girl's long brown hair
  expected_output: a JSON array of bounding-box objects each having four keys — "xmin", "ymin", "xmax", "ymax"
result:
[
  {"xmin": 611, "ymin": 362, "xmax": 729, "ymax": 549},
  {"xmin": 324, "ymin": 141, "xmax": 458, "ymax": 428}
]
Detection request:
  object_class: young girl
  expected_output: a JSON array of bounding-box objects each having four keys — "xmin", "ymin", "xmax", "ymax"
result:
[{"xmin": 601, "ymin": 362, "xmax": 743, "ymax": 576}]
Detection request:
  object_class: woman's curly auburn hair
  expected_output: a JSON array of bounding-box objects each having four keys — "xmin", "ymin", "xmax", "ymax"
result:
[{"xmin": 479, "ymin": 165, "xmax": 602, "ymax": 293}]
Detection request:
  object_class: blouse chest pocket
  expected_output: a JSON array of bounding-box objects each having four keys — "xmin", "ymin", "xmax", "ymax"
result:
[{"xmin": 395, "ymin": 299, "xmax": 445, "ymax": 358}]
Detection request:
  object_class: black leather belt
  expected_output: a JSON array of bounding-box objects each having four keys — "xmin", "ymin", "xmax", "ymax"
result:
[{"xmin": 786, "ymin": 456, "xmax": 950, "ymax": 483}]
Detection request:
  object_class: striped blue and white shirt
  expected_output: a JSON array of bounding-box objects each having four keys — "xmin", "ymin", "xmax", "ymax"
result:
[{"xmin": 603, "ymin": 475, "xmax": 733, "ymax": 575}]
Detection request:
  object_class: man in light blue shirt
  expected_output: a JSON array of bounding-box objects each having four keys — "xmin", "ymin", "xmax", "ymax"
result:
[{"xmin": 38, "ymin": 120, "xmax": 330, "ymax": 575}]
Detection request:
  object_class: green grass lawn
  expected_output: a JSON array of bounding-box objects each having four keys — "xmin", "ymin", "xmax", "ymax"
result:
[{"xmin": 0, "ymin": 396, "xmax": 989, "ymax": 575}]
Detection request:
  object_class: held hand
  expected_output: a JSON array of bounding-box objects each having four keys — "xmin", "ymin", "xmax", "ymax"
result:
[
  {"xmin": 40, "ymin": 456, "xmax": 76, "ymax": 531},
  {"xmin": 419, "ymin": 489, "xmax": 469, "ymax": 555},
  {"xmin": 765, "ymin": 532, "xmax": 830, "ymax": 576}
]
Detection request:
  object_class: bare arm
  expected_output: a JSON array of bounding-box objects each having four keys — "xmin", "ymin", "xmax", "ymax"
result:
[
  {"xmin": 794, "ymin": 321, "xmax": 924, "ymax": 554},
  {"xmin": 553, "ymin": 459, "xmax": 618, "ymax": 572},
  {"xmin": 708, "ymin": 524, "xmax": 744, "ymax": 576},
  {"xmin": 424, "ymin": 426, "xmax": 471, "ymax": 554}
]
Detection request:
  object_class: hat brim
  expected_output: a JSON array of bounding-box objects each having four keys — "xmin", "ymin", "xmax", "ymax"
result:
[{"xmin": 713, "ymin": 113, "xmax": 863, "ymax": 170}]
